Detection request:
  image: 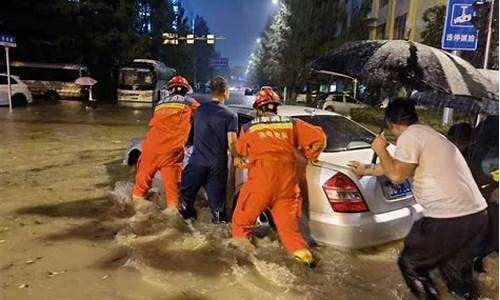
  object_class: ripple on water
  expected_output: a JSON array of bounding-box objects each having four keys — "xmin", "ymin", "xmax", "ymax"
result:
[{"xmin": 109, "ymin": 181, "xmax": 499, "ymax": 300}]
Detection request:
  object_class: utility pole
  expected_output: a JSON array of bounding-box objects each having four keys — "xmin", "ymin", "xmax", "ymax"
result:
[
  {"xmin": 0, "ymin": 34, "xmax": 16, "ymax": 113},
  {"xmin": 5, "ymin": 47, "xmax": 12, "ymax": 113},
  {"xmin": 442, "ymin": 50, "xmax": 460, "ymax": 126},
  {"xmin": 483, "ymin": 0, "xmax": 495, "ymax": 69}
]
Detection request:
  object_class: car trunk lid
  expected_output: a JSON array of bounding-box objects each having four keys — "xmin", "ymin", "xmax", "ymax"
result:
[{"xmin": 316, "ymin": 148, "xmax": 416, "ymax": 214}]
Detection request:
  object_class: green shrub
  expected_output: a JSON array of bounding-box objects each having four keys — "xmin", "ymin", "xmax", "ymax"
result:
[
  {"xmin": 350, "ymin": 107, "xmax": 385, "ymax": 130},
  {"xmin": 351, "ymin": 107, "xmax": 476, "ymax": 135}
]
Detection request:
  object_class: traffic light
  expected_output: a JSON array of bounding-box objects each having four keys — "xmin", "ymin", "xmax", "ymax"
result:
[
  {"xmin": 206, "ymin": 34, "xmax": 215, "ymax": 44},
  {"xmin": 163, "ymin": 33, "xmax": 179, "ymax": 45},
  {"xmin": 162, "ymin": 33, "xmax": 223, "ymax": 45}
]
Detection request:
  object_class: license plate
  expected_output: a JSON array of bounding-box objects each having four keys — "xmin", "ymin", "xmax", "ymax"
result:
[{"xmin": 382, "ymin": 180, "xmax": 412, "ymax": 199}]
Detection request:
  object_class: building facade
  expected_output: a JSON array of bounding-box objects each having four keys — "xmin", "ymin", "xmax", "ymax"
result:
[{"xmin": 367, "ymin": 0, "xmax": 447, "ymax": 41}]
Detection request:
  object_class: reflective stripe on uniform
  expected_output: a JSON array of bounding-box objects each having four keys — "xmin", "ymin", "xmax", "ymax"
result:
[
  {"xmin": 249, "ymin": 122, "xmax": 293, "ymax": 133},
  {"xmin": 155, "ymin": 102, "xmax": 187, "ymax": 111}
]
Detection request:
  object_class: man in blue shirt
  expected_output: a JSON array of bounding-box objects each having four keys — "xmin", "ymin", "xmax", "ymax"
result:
[{"xmin": 179, "ymin": 76, "xmax": 238, "ymax": 223}]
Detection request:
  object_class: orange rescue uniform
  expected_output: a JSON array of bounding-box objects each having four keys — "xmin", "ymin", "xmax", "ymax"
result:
[
  {"xmin": 232, "ymin": 115, "xmax": 326, "ymax": 253},
  {"xmin": 133, "ymin": 95, "xmax": 199, "ymax": 208}
]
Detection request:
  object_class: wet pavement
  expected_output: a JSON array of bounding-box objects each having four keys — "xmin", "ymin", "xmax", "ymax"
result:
[{"xmin": 0, "ymin": 98, "xmax": 497, "ymax": 300}]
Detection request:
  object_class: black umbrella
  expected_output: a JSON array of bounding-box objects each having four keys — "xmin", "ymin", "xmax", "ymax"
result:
[
  {"xmin": 410, "ymin": 91, "xmax": 499, "ymax": 116},
  {"xmin": 310, "ymin": 40, "xmax": 498, "ymax": 100}
]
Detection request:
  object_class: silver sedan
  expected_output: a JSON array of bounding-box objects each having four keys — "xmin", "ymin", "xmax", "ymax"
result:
[{"xmin": 124, "ymin": 105, "xmax": 422, "ymax": 249}]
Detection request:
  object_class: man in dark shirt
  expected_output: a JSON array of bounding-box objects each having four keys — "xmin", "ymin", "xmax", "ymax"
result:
[{"xmin": 179, "ymin": 76, "xmax": 238, "ymax": 223}]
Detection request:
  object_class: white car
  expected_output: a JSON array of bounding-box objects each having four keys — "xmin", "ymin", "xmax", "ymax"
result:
[
  {"xmin": 321, "ymin": 93, "xmax": 367, "ymax": 115},
  {"xmin": 125, "ymin": 105, "xmax": 422, "ymax": 249},
  {"xmin": 0, "ymin": 74, "xmax": 33, "ymax": 106}
]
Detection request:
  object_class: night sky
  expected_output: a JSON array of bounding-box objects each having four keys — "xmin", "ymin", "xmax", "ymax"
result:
[{"xmin": 181, "ymin": 0, "xmax": 278, "ymax": 68}]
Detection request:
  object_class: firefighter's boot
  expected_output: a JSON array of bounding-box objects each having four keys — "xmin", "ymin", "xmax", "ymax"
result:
[{"xmin": 293, "ymin": 248, "xmax": 316, "ymax": 268}]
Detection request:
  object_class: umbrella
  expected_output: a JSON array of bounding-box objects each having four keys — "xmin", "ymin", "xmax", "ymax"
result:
[
  {"xmin": 309, "ymin": 40, "xmax": 497, "ymax": 100},
  {"xmin": 410, "ymin": 91, "xmax": 499, "ymax": 116},
  {"xmin": 75, "ymin": 76, "xmax": 97, "ymax": 103},
  {"xmin": 75, "ymin": 76, "xmax": 97, "ymax": 86}
]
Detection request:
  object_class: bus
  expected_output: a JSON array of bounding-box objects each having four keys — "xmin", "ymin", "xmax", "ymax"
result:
[
  {"xmin": 0, "ymin": 61, "xmax": 89, "ymax": 100},
  {"xmin": 117, "ymin": 59, "xmax": 176, "ymax": 105}
]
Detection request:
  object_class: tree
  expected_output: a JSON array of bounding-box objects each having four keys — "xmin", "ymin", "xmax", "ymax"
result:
[
  {"xmin": 263, "ymin": 4, "xmax": 290, "ymax": 87},
  {"xmin": 194, "ymin": 16, "xmax": 215, "ymax": 85},
  {"xmin": 247, "ymin": 38, "xmax": 266, "ymax": 87},
  {"xmin": 421, "ymin": 5, "xmax": 446, "ymax": 48},
  {"xmin": 464, "ymin": 0, "xmax": 499, "ymax": 69},
  {"xmin": 248, "ymin": 0, "xmax": 361, "ymax": 100},
  {"xmin": 0, "ymin": 0, "xmax": 148, "ymax": 99},
  {"xmin": 344, "ymin": 1, "xmax": 372, "ymax": 42},
  {"xmin": 0, "ymin": 0, "xmax": 215, "ymax": 98},
  {"xmin": 162, "ymin": 5, "xmax": 195, "ymax": 81}
]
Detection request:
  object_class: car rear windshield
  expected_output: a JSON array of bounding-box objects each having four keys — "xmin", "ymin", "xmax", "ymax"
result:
[{"xmin": 296, "ymin": 115, "xmax": 374, "ymax": 152}]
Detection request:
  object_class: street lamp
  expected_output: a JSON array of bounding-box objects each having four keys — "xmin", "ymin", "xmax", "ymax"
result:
[
  {"xmin": 272, "ymin": 0, "xmax": 279, "ymax": 4},
  {"xmin": 256, "ymin": 38, "xmax": 261, "ymax": 43}
]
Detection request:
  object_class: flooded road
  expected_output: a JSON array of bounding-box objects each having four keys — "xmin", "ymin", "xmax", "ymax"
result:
[{"xmin": 0, "ymin": 99, "xmax": 497, "ymax": 300}]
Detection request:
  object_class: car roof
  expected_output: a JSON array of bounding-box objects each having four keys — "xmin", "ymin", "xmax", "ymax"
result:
[
  {"xmin": 227, "ymin": 104, "xmax": 343, "ymax": 118},
  {"xmin": 278, "ymin": 105, "xmax": 342, "ymax": 117}
]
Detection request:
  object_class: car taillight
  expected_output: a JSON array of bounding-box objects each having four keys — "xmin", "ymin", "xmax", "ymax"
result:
[{"xmin": 322, "ymin": 173, "xmax": 368, "ymax": 213}]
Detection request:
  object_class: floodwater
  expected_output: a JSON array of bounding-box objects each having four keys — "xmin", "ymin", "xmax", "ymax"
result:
[{"xmin": 0, "ymin": 98, "xmax": 497, "ymax": 300}]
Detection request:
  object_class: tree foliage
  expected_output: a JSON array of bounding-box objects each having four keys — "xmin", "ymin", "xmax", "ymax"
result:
[
  {"xmin": 194, "ymin": 16, "xmax": 215, "ymax": 85},
  {"xmin": 247, "ymin": 0, "xmax": 370, "ymax": 98},
  {"xmin": 0, "ymin": 0, "xmax": 214, "ymax": 99},
  {"xmin": 421, "ymin": 5, "xmax": 446, "ymax": 49}
]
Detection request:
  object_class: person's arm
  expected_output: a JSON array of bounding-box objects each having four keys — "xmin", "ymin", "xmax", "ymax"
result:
[
  {"xmin": 348, "ymin": 161, "xmax": 385, "ymax": 177},
  {"xmin": 187, "ymin": 97, "xmax": 200, "ymax": 113},
  {"xmin": 227, "ymin": 113, "xmax": 240, "ymax": 159},
  {"xmin": 231, "ymin": 128, "xmax": 249, "ymax": 169},
  {"xmin": 191, "ymin": 99, "xmax": 201, "ymax": 111},
  {"xmin": 372, "ymin": 135, "xmax": 417, "ymax": 184},
  {"xmin": 294, "ymin": 119, "xmax": 327, "ymax": 161},
  {"xmin": 228, "ymin": 131, "xmax": 239, "ymax": 158}
]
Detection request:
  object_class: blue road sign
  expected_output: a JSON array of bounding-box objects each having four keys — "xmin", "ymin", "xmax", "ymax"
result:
[
  {"xmin": 211, "ymin": 57, "xmax": 229, "ymax": 69},
  {"xmin": 442, "ymin": 0, "xmax": 479, "ymax": 51},
  {"xmin": 0, "ymin": 34, "xmax": 16, "ymax": 47}
]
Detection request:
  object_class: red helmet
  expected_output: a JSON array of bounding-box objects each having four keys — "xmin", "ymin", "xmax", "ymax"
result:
[
  {"xmin": 167, "ymin": 75, "xmax": 190, "ymax": 91},
  {"xmin": 253, "ymin": 88, "xmax": 281, "ymax": 109}
]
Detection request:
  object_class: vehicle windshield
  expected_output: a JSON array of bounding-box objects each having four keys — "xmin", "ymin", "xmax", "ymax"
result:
[
  {"xmin": 296, "ymin": 115, "xmax": 374, "ymax": 152},
  {"xmin": 118, "ymin": 68, "xmax": 154, "ymax": 90}
]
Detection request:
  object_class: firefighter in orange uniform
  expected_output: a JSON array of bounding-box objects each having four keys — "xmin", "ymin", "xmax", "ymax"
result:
[
  {"xmin": 132, "ymin": 76, "xmax": 199, "ymax": 209},
  {"xmin": 231, "ymin": 88, "xmax": 326, "ymax": 267}
]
